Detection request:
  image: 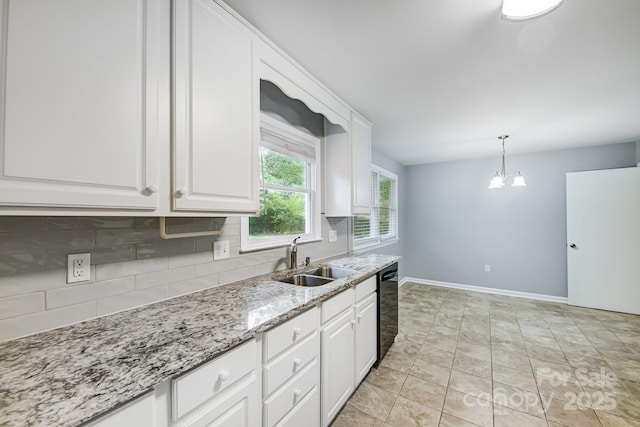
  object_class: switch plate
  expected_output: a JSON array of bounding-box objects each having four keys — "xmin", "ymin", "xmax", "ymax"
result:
[
  {"xmin": 328, "ymin": 230, "xmax": 338, "ymax": 242},
  {"xmin": 213, "ymin": 240, "xmax": 230, "ymax": 260},
  {"xmin": 67, "ymin": 253, "xmax": 91, "ymax": 283},
  {"xmin": 484, "ymin": 264, "xmax": 491, "ymax": 273}
]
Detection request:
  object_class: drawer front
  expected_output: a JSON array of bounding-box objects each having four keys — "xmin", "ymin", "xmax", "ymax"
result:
[
  {"xmin": 275, "ymin": 385, "xmax": 320, "ymax": 427},
  {"xmin": 264, "ymin": 358, "xmax": 319, "ymax": 427},
  {"xmin": 321, "ymin": 288, "xmax": 354, "ymax": 324},
  {"xmin": 88, "ymin": 392, "xmax": 154, "ymax": 427},
  {"xmin": 265, "ymin": 307, "xmax": 319, "ymax": 361},
  {"xmin": 264, "ymin": 331, "xmax": 319, "ymax": 397},
  {"xmin": 355, "ymin": 275, "xmax": 376, "ymax": 301},
  {"xmin": 172, "ymin": 339, "xmax": 257, "ymax": 420}
]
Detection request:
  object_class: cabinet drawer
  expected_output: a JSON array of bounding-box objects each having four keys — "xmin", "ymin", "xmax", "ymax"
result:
[
  {"xmin": 172, "ymin": 339, "xmax": 257, "ymax": 420},
  {"xmin": 264, "ymin": 359, "xmax": 319, "ymax": 427},
  {"xmin": 275, "ymin": 385, "xmax": 320, "ymax": 427},
  {"xmin": 264, "ymin": 307, "xmax": 319, "ymax": 361},
  {"xmin": 264, "ymin": 331, "xmax": 319, "ymax": 397},
  {"xmin": 355, "ymin": 276, "xmax": 376, "ymax": 301},
  {"xmin": 321, "ymin": 288, "xmax": 354, "ymax": 324}
]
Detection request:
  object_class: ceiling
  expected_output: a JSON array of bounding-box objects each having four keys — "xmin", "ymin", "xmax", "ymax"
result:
[{"xmin": 225, "ymin": 0, "xmax": 640, "ymax": 165}]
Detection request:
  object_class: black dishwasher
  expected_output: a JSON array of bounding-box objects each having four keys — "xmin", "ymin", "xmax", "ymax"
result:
[{"xmin": 376, "ymin": 262, "xmax": 398, "ymax": 364}]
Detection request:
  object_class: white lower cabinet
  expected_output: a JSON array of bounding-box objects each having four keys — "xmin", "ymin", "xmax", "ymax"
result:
[
  {"xmin": 262, "ymin": 307, "xmax": 321, "ymax": 427},
  {"xmin": 171, "ymin": 339, "xmax": 260, "ymax": 427},
  {"xmin": 87, "ymin": 392, "xmax": 157, "ymax": 427},
  {"xmin": 320, "ymin": 276, "xmax": 377, "ymax": 427}
]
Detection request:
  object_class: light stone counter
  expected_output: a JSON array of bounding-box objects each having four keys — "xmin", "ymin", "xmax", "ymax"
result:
[{"xmin": 0, "ymin": 254, "xmax": 399, "ymax": 427}]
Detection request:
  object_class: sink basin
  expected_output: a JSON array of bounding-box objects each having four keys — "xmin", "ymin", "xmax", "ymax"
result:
[
  {"xmin": 279, "ymin": 274, "xmax": 334, "ymax": 287},
  {"xmin": 304, "ymin": 266, "xmax": 357, "ymax": 279}
]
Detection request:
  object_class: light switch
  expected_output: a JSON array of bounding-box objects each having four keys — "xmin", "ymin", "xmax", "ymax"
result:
[{"xmin": 329, "ymin": 230, "xmax": 338, "ymax": 242}]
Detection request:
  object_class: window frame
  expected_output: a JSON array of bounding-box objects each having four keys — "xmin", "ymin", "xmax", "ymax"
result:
[
  {"xmin": 353, "ymin": 164, "xmax": 399, "ymax": 251},
  {"xmin": 240, "ymin": 114, "xmax": 321, "ymax": 252}
]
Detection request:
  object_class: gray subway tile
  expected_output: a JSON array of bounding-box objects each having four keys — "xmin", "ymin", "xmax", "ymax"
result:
[
  {"xmin": 0, "ymin": 252, "xmax": 45, "ymax": 276},
  {"xmin": 0, "ymin": 231, "xmax": 94, "ymax": 252},
  {"xmin": 96, "ymin": 228, "xmax": 162, "ymax": 246},
  {"xmin": 0, "ymin": 302, "xmax": 95, "ymax": 341},
  {"xmin": 135, "ymin": 239, "xmax": 195, "ymax": 259},
  {"xmin": 0, "ymin": 292, "xmax": 45, "ymax": 320},
  {"xmin": 45, "ymin": 217, "xmax": 135, "ymax": 230},
  {"xmin": 0, "ymin": 217, "xmax": 45, "ymax": 232},
  {"xmin": 46, "ymin": 277, "xmax": 136, "ymax": 309}
]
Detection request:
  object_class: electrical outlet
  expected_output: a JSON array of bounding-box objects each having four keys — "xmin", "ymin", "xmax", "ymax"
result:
[
  {"xmin": 213, "ymin": 240, "xmax": 230, "ymax": 260},
  {"xmin": 484, "ymin": 264, "xmax": 491, "ymax": 273},
  {"xmin": 328, "ymin": 229, "xmax": 338, "ymax": 242},
  {"xmin": 68, "ymin": 253, "xmax": 91, "ymax": 283}
]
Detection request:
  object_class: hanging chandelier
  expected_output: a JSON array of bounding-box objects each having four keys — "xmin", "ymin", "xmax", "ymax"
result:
[{"xmin": 488, "ymin": 135, "xmax": 526, "ymax": 189}]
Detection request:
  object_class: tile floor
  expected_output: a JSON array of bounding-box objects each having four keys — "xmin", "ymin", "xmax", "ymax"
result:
[{"xmin": 331, "ymin": 283, "xmax": 640, "ymax": 427}]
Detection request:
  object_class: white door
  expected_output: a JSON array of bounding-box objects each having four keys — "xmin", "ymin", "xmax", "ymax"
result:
[
  {"xmin": 354, "ymin": 292, "xmax": 377, "ymax": 386},
  {"xmin": 0, "ymin": 0, "xmax": 160, "ymax": 210},
  {"xmin": 321, "ymin": 309, "xmax": 355, "ymax": 427},
  {"xmin": 567, "ymin": 167, "xmax": 640, "ymax": 314},
  {"xmin": 173, "ymin": 0, "xmax": 259, "ymax": 214}
]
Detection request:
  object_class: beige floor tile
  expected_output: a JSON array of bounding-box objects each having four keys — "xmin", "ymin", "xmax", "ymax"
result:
[
  {"xmin": 448, "ymin": 369, "xmax": 493, "ymax": 401},
  {"xmin": 452, "ymin": 354, "xmax": 492, "ymax": 379},
  {"xmin": 455, "ymin": 342, "xmax": 492, "ymax": 362},
  {"xmin": 348, "ymin": 382, "xmax": 397, "ymax": 422},
  {"xmin": 417, "ymin": 343, "xmax": 456, "ymax": 367},
  {"xmin": 527, "ymin": 346, "xmax": 569, "ymax": 365},
  {"xmin": 596, "ymin": 410, "xmax": 640, "ymax": 427},
  {"xmin": 543, "ymin": 396, "xmax": 602, "ymax": 427},
  {"xmin": 492, "ymin": 349, "xmax": 532, "ymax": 371},
  {"xmin": 493, "ymin": 405, "xmax": 547, "ymax": 427},
  {"xmin": 365, "ymin": 366, "xmax": 408, "ymax": 395},
  {"xmin": 332, "ymin": 403, "xmax": 382, "ymax": 427},
  {"xmin": 400, "ymin": 375, "xmax": 447, "ymax": 411},
  {"xmin": 438, "ymin": 413, "xmax": 480, "ymax": 427},
  {"xmin": 493, "ymin": 363, "xmax": 539, "ymax": 393},
  {"xmin": 442, "ymin": 389, "xmax": 493, "ymax": 427},
  {"xmin": 493, "ymin": 382, "xmax": 545, "ymax": 418},
  {"xmin": 380, "ymin": 350, "xmax": 416, "ymax": 374},
  {"xmin": 410, "ymin": 358, "xmax": 452, "ymax": 387},
  {"xmin": 386, "ymin": 395, "xmax": 441, "ymax": 427}
]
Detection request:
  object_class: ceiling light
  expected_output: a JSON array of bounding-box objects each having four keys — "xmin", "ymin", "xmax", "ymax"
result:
[
  {"xmin": 501, "ymin": 0, "xmax": 563, "ymax": 21},
  {"xmin": 488, "ymin": 135, "xmax": 527, "ymax": 189}
]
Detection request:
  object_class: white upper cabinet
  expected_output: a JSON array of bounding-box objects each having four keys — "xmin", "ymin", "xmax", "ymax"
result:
[
  {"xmin": 172, "ymin": 0, "xmax": 259, "ymax": 214},
  {"xmin": 350, "ymin": 112, "xmax": 372, "ymax": 215},
  {"xmin": 0, "ymin": 0, "xmax": 160, "ymax": 211},
  {"xmin": 324, "ymin": 112, "xmax": 372, "ymax": 217}
]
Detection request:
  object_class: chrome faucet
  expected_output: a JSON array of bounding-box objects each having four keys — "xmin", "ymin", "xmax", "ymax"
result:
[{"xmin": 289, "ymin": 236, "xmax": 301, "ymax": 268}]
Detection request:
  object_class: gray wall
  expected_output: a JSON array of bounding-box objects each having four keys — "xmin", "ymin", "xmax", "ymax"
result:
[
  {"xmin": 360, "ymin": 147, "xmax": 407, "ymax": 279},
  {"xmin": 404, "ymin": 142, "xmax": 637, "ymax": 297}
]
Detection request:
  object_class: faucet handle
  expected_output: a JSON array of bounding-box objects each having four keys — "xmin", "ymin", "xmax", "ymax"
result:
[{"xmin": 305, "ymin": 256, "xmax": 311, "ymax": 266}]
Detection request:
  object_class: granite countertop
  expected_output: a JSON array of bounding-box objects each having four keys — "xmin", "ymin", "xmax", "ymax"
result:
[{"xmin": 0, "ymin": 254, "xmax": 399, "ymax": 427}]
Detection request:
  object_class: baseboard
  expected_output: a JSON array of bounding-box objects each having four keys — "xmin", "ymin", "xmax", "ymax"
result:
[
  {"xmin": 398, "ymin": 277, "xmax": 409, "ymax": 288},
  {"xmin": 402, "ymin": 277, "xmax": 568, "ymax": 304}
]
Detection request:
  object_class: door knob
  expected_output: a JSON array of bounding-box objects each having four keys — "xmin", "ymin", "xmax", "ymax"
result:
[
  {"xmin": 569, "ymin": 243, "xmax": 577, "ymax": 249},
  {"xmin": 175, "ymin": 188, "xmax": 187, "ymax": 198},
  {"xmin": 144, "ymin": 185, "xmax": 158, "ymax": 195}
]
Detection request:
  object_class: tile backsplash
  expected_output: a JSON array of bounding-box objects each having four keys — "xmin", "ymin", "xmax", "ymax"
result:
[{"xmin": 0, "ymin": 215, "xmax": 348, "ymax": 340}]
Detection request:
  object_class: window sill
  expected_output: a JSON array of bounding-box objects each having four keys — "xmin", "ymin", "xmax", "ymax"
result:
[
  {"xmin": 353, "ymin": 238, "xmax": 399, "ymax": 253},
  {"xmin": 240, "ymin": 237, "xmax": 324, "ymax": 254}
]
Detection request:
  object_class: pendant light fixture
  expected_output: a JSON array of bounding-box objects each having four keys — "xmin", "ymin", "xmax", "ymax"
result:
[
  {"xmin": 488, "ymin": 135, "xmax": 526, "ymax": 189},
  {"xmin": 501, "ymin": 0, "xmax": 564, "ymax": 21}
]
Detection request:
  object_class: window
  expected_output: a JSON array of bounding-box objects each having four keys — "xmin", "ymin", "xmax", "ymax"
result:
[
  {"xmin": 354, "ymin": 165, "xmax": 398, "ymax": 249},
  {"xmin": 241, "ymin": 115, "xmax": 321, "ymax": 251}
]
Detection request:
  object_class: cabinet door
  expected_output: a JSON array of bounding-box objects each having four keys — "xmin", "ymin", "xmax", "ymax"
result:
[
  {"xmin": 173, "ymin": 0, "xmax": 259, "ymax": 214},
  {"xmin": 320, "ymin": 309, "xmax": 355, "ymax": 427},
  {"xmin": 87, "ymin": 393, "xmax": 156, "ymax": 427},
  {"xmin": 354, "ymin": 292, "xmax": 377, "ymax": 385},
  {"xmin": 182, "ymin": 376, "xmax": 258, "ymax": 427},
  {"xmin": 350, "ymin": 112, "xmax": 371, "ymax": 215},
  {"xmin": 0, "ymin": 0, "xmax": 160, "ymax": 210}
]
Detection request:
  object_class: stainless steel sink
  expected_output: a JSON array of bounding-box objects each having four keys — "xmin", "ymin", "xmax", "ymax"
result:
[
  {"xmin": 304, "ymin": 266, "xmax": 357, "ymax": 279},
  {"xmin": 279, "ymin": 274, "xmax": 334, "ymax": 287}
]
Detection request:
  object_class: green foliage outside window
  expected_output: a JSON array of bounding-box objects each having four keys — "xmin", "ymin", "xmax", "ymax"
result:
[{"xmin": 249, "ymin": 148, "xmax": 307, "ymax": 237}]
